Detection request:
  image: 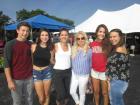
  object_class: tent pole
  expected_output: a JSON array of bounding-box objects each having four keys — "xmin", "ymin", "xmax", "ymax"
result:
[
  {"xmin": 125, "ymin": 33, "xmax": 127, "ymax": 46},
  {"xmin": 4, "ymin": 29, "xmax": 7, "ymax": 41},
  {"xmin": 30, "ymin": 28, "xmax": 33, "ymax": 41},
  {"xmin": 4, "ymin": 24, "xmax": 7, "ymax": 41}
]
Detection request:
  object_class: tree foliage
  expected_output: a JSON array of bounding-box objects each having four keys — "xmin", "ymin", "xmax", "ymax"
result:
[
  {"xmin": 16, "ymin": 9, "xmax": 74, "ymax": 26},
  {"xmin": 16, "ymin": 9, "xmax": 30, "ymax": 21},
  {"xmin": 0, "ymin": 11, "xmax": 11, "ymax": 27},
  {"xmin": 48, "ymin": 15, "xmax": 74, "ymax": 26}
]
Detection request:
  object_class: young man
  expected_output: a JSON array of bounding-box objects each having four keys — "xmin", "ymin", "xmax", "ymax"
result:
[{"xmin": 4, "ymin": 22, "xmax": 33, "ymax": 105}]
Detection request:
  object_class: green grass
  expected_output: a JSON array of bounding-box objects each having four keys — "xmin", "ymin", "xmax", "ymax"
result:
[{"xmin": 0, "ymin": 57, "xmax": 4, "ymax": 69}]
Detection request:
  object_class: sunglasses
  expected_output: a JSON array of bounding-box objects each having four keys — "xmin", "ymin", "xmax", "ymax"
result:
[{"xmin": 76, "ymin": 37, "xmax": 85, "ymax": 40}]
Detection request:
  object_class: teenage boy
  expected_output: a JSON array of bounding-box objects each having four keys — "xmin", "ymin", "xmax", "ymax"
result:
[{"xmin": 4, "ymin": 22, "xmax": 33, "ymax": 105}]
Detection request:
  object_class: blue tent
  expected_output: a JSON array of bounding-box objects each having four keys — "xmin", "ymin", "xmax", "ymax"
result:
[{"xmin": 4, "ymin": 14, "xmax": 73, "ymax": 30}]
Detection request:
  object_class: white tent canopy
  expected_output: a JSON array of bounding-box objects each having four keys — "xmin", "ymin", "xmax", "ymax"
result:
[{"xmin": 74, "ymin": 4, "xmax": 140, "ymax": 33}]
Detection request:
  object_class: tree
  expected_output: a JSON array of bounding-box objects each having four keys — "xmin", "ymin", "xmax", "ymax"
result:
[
  {"xmin": 16, "ymin": 9, "xmax": 74, "ymax": 26},
  {"xmin": 30, "ymin": 9, "xmax": 48, "ymax": 17},
  {"xmin": 0, "ymin": 11, "xmax": 11, "ymax": 39},
  {"xmin": 0, "ymin": 11, "xmax": 11, "ymax": 28},
  {"xmin": 16, "ymin": 9, "xmax": 30, "ymax": 21},
  {"xmin": 48, "ymin": 15, "xmax": 74, "ymax": 26}
]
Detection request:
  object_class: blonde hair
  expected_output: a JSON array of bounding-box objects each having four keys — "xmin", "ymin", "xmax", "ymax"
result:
[{"xmin": 72, "ymin": 31, "xmax": 89, "ymax": 58}]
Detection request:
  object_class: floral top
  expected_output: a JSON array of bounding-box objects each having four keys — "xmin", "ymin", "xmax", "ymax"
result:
[{"xmin": 106, "ymin": 52, "xmax": 130, "ymax": 82}]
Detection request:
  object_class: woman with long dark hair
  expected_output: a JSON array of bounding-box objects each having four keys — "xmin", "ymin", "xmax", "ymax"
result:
[
  {"xmin": 106, "ymin": 29, "xmax": 130, "ymax": 105},
  {"xmin": 90, "ymin": 24, "xmax": 110, "ymax": 105},
  {"xmin": 31, "ymin": 28, "xmax": 54, "ymax": 105}
]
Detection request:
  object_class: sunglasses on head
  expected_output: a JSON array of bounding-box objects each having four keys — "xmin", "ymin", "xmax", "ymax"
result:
[{"xmin": 76, "ymin": 37, "xmax": 85, "ymax": 40}]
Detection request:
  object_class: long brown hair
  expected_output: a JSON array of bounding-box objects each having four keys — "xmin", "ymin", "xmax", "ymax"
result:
[
  {"xmin": 37, "ymin": 28, "xmax": 54, "ymax": 50},
  {"xmin": 109, "ymin": 29, "xmax": 125, "ymax": 50},
  {"xmin": 95, "ymin": 24, "xmax": 111, "ymax": 56},
  {"xmin": 95, "ymin": 24, "xmax": 108, "ymax": 38}
]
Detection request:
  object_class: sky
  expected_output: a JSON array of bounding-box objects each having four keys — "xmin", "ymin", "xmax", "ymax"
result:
[{"xmin": 0, "ymin": 0, "xmax": 140, "ymax": 26}]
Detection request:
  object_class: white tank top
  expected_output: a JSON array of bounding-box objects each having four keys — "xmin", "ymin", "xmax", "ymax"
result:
[{"xmin": 53, "ymin": 43, "xmax": 71, "ymax": 70}]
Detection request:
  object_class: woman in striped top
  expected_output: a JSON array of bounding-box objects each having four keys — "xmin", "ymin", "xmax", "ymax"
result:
[{"xmin": 70, "ymin": 31, "xmax": 92, "ymax": 105}]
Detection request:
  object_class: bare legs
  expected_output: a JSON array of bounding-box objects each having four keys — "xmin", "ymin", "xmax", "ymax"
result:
[
  {"xmin": 92, "ymin": 78, "xmax": 109, "ymax": 105},
  {"xmin": 34, "ymin": 80, "xmax": 51, "ymax": 105}
]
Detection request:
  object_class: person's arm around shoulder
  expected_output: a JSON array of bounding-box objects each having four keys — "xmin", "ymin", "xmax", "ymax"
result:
[
  {"xmin": 50, "ymin": 43, "xmax": 58, "ymax": 65},
  {"xmin": 4, "ymin": 41, "xmax": 16, "ymax": 91},
  {"xmin": 50, "ymin": 44, "xmax": 55, "ymax": 65},
  {"xmin": 54, "ymin": 42, "xmax": 59, "ymax": 53},
  {"xmin": 31, "ymin": 43, "xmax": 37, "ymax": 53}
]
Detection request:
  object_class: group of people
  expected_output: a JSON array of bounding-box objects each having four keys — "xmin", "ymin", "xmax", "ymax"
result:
[{"xmin": 4, "ymin": 22, "xmax": 130, "ymax": 105}]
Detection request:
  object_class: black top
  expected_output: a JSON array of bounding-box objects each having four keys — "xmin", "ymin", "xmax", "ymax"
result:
[
  {"xmin": 106, "ymin": 52, "xmax": 130, "ymax": 82},
  {"xmin": 33, "ymin": 44, "xmax": 51, "ymax": 67}
]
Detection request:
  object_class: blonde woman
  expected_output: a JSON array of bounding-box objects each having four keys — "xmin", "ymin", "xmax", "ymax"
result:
[{"xmin": 70, "ymin": 31, "xmax": 92, "ymax": 105}]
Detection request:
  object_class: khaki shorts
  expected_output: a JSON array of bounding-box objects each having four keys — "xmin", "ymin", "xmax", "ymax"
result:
[{"xmin": 91, "ymin": 69, "xmax": 107, "ymax": 80}]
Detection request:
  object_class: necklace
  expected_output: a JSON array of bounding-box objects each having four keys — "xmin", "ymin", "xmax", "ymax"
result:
[
  {"xmin": 60, "ymin": 43, "xmax": 68, "ymax": 51},
  {"xmin": 40, "ymin": 43, "xmax": 47, "ymax": 48}
]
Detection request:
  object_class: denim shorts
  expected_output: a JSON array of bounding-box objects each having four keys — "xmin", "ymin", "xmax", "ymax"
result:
[{"xmin": 33, "ymin": 66, "xmax": 53, "ymax": 82}]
